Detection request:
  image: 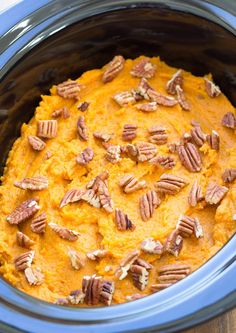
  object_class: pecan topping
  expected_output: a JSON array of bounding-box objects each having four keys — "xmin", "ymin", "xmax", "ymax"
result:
[
  {"xmin": 139, "ymin": 190, "xmax": 161, "ymax": 221},
  {"xmin": 105, "ymin": 145, "xmax": 121, "ymax": 163},
  {"xmin": 82, "ymin": 275, "xmax": 102, "ymax": 305},
  {"xmin": 166, "ymin": 70, "xmax": 183, "ymax": 95},
  {"xmin": 76, "ymin": 147, "xmax": 94, "ymax": 166},
  {"xmin": 176, "ymin": 215, "xmax": 203, "ymax": 238},
  {"xmin": 102, "ymin": 55, "xmax": 125, "ymax": 83},
  {"xmin": 77, "ymin": 116, "xmax": 88, "ymax": 141},
  {"xmin": 37, "ymin": 120, "xmax": 58, "ymax": 139},
  {"xmin": 141, "ymin": 238, "xmax": 163, "ymax": 254},
  {"xmin": 28, "ymin": 135, "xmax": 46, "ymax": 151},
  {"xmin": 16, "ymin": 232, "xmax": 34, "ymax": 248},
  {"xmin": 49, "ymin": 223, "xmax": 80, "ymax": 241},
  {"xmin": 67, "ymin": 247, "xmax": 85, "ymax": 270},
  {"xmin": 77, "ymin": 101, "xmax": 89, "ymax": 112},
  {"xmin": 24, "ymin": 267, "xmax": 44, "ymax": 286},
  {"xmin": 155, "ymin": 174, "xmax": 188, "ymax": 195},
  {"xmin": 113, "ymin": 90, "xmax": 136, "ymax": 107},
  {"xmin": 52, "ymin": 106, "xmax": 70, "ymax": 119},
  {"xmin": 205, "ymin": 182, "xmax": 228, "ymax": 205},
  {"xmin": 130, "ymin": 258, "xmax": 152, "ymax": 291},
  {"xmin": 148, "ymin": 126, "xmax": 168, "ymax": 145},
  {"xmin": 93, "ymin": 131, "xmax": 112, "ymax": 142},
  {"xmin": 178, "ymin": 142, "xmax": 202, "ymax": 172},
  {"xmin": 164, "ymin": 230, "xmax": 183, "ymax": 257},
  {"xmin": 14, "ymin": 250, "xmax": 35, "ymax": 271},
  {"xmin": 221, "ymin": 112, "xmax": 236, "ymax": 129},
  {"xmin": 119, "ymin": 174, "xmax": 146, "ymax": 193},
  {"xmin": 87, "ymin": 249, "xmax": 109, "ymax": 261},
  {"xmin": 114, "ymin": 208, "xmax": 135, "ymax": 231},
  {"xmin": 122, "ymin": 124, "xmax": 137, "ymax": 141},
  {"xmin": 222, "ymin": 168, "xmax": 236, "ymax": 183},
  {"xmin": 99, "ymin": 280, "xmax": 115, "ymax": 306},
  {"xmin": 181, "ymin": 132, "xmax": 192, "ymax": 144},
  {"xmin": 59, "ymin": 189, "xmax": 85, "ymax": 208},
  {"xmin": 168, "ymin": 142, "xmax": 180, "ymax": 154},
  {"xmin": 96, "ymin": 181, "xmax": 114, "ymax": 213},
  {"xmin": 149, "ymin": 155, "xmax": 175, "ymax": 169},
  {"xmin": 126, "ymin": 294, "xmax": 147, "ymax": 301},
  {"xmin": 190, "ymin": 124, "xmax": 207, "ymax": 147},
  {"xmin": 14, "ymin": 176, "xmax": 48, "ymax": 191},
  {"xmin": 130, "ymin": 57, "xmax": 156, "ymax": 79},
  {"xmin": 55, "ymin": 298, "xmax": 69, "ymax": 305},
  {"xmin": 6, "ymin": 198, "xmax": 40, "ymax": 225},
  {"xmin": 31, "ymin": 212, "xmax": 47, "ymax": 234},
  {"xmin": 81, "ymin": 189, "xmax": 101, "ymax": 208},
  {"xmin": 136, "ymin": 102, "xmax": 157, "ymax": 112},
  {"xmin": 57, "ymin": 80, "xmax": 82, "ymax": 99},
  {"xmin": 116, "ymin": 250, "xmax": 140, "ymax": 280},
  {"xmin": 207, "ymin": 130, "xmax": 220, "ymax": 151},
  {"xmin": 188, "ymin": 180, "xmax": 204, "ymax": 207},
  {"xmin": 176, "ymin": 85, "xmax": 190, "ymax": 111},
  {"xmin": 44, "ymin": 150, "xmax": 52, "ymax": 160},
  {"xmin": 204, "ymin": 78, "xmax": 221, "ymax": 97},
  {"xmin": 68, "ymin": 290, "xmax": 85, "ymax": 304},
  {"xmin": 126, "ymin": 141, "xmax": 157, "ymax": 162}
]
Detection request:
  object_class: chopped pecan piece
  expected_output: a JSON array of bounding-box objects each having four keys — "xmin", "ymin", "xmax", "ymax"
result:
[
  {"xmin": 102, "ymin": 55, "xmax": 125, "ymax": 83},
  {"xmin": 31, "ymin": 212, "xmax": 47, "ymax": 234},
  {"xmin": 87, "ymin": 171, "xmax": 109, "ymax": 191},
  {"xmin": 221, "ymin": 112, "xmax": 236, "ymax": 129},
  {"xmin": 57, "ymin": 80, "xmax": 82, "ymax": 99},
  {"xmin": 116, "ymin": 250, "xmax": 140, "ymax": 280},
  {"xmin": 24, "ymin": 267, "xmax": 44, "ymax": 286},
  {"xmin": 119, "ymin": 174, "xmax": 146, "ymax": 193},
  {"xmin": 204, "ymin": 78, "xmax": 221, "ymax": 97},
  {"xmin": 205, "ymin": 182, "xmax": 228, "ymax": 205},
  {"xmin": 207, "ymin": 130, "xmax": 220, "ymax": 150},
  {"xmin": 178, "ymin": 142, "xmax": 202, "ymax": 172},
  {"xmin": 52, "ymin": 106, "xmax": 70, "ymax": 119},
  {"xmin": 164, "ymin": 230, "xmax": 183, "ymax": 257},
  {"xmin": 136, "ymin": 102, "xmax": 157, "ymax": 112},
  {"xmin": 67, "ymin": 247, "xmax": 85, "ymax": 270},
  {"xmin": 96, "ymin": 180, "xmax": 113, "ymax": 213},
  {"xmin": 99, "ymin": 280, "xmax": 115, "ymax": 306},
  {"xmin": 176, "ymin": 215, "xmax": 203, "ymax": 238},
  {"xmin": 122, "ymin": 124, "xmax": 137, "ymax": 141},
  {"xmin": 59, "ymin": 189, "xmax": 85, "ymax": 208},
  {"xmin": 76, "ymin": 147, "xmax": 94, "ymax": 166},
  {"xmin": 82, "ymin": 275, "xmax": 102, "ymax": 305},
  {"xmin": 14, "ymin": 175, "xmax": 48, "ymax": 191},
  {"xmin": 190, "ymin": 124, "xmax": 207, "ymax": 147},
  {"xmin": 77, "ymin": 101, "xmax": 89, "ymax": 112},
  {"xmin": 44, "ymin": 150, "xmax": 52, "ymax": 160},
  {"xmin": 49, "ymin": 223, "xmax": 80, "ymax": 241},
  {"xmin": 87, "ymin": 249, "xmax": 109, "ymax": 261},
  {"xmin": 55, "ymin": 298, "xmax": 69, "ymax": 305},
  {"xmin": 113, "ymin": 90, "xmax": 136, "ymax": 107},
  {"xmin": 37, "ymin": 120, "xmax": 58, "ymax": 139},
  {"xmin": 168, "ymin": 142, "xmax": 180, "ymax": 154},
  {"xmin": 149, "ymin": 155, "xmax": 175, "ymax": 169},
  {"xmin": 77, "ymin": 116, "xmax": 88, "ymax": 141},
  {"xmin": 155, "ymin": 174, "xmax": 188, "ymax": 195},
  {"xmin": 81, "ymin": 189, "xmax": 101, "ymax": 208},
  {"xmin": 68, "ymin": 289, "xmax": 85, "ymax": 304},
  {"xmin": 166, "ymin": 70, "xmax": 183, "ymax": 95},
  {"xmin": 148, "ymin": 126, "xmax": 168, "ymax": 145},
  {"xmin": 93, "ymin": 131, "xmax": 112, "ymax": 142},
  {"xmin": 6, "ymin": 198, "xmax": 40, "ymax": 225},
  {"xmin": 16, "ymin": 232, "xmax": 34, "ymax": 248},
  {"xmin": 176, "ymin": 85, "xmax": 190, "ymax": 111},
  {"xmin": 28, "ymin": 135, "xmax": 46, "ymax": 151},
  {"xmin": 105, "ymin": 145, "xmax": 121, "ymax": 163},
  {"xmin": 139, "ymin": 190, "xmax": 161, "ymax": 221},
  {"xmin": 222, "ymin": 168, "xmax": 236, "ymax": 183},
  {"xmin": 14, "ymin": 250, "xmax": 35, "ymax": 271},
  {"xmin": 141, "ymin": 237, "xmax": 163, "ymax": 254},
  {"xmin": 181, "ymin": 132, "xmax": 192, "ymax": 144},
  {"xmin": 126, "ymin": 294, "xmax": 147, "ymax": 301},
  {"xmin": 130, "ymin": 57, "xmax": 156, "ymax": 79},
  {"xmin": 130, "ymin": 258, "xmax": 152, "ymax": 291},
  {"xmin": 188, "ymin": 180, "xmax": 204, "ymax": 207},
  {"xmin": 114, "ymin": 208, "xmax": 135, "ymax": 231}
]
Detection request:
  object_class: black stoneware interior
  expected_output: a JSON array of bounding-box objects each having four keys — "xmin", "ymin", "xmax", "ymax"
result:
[{"xmin": 0, "ymin": 6, "xmax": 236, "ymax": 176}]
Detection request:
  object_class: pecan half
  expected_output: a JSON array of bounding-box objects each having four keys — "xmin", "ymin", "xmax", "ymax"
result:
[
  {"xmin": 14, "ymin": 176, "xmax": 48, "ymax": 191},
  {"xmin": 176, "ymin": 215, "xmax": 203, "ymax": 238},
  {"xmin": 49, "ymin": 223, "xmax": 80, "ymax": 241},
  {"xmin": 126, "ymin": 141, "xmax": 157, "ymax": 162},
  {"xmin": 14, "ymin": 250, "xmax": 35, "ymax": 271},
  {"xmin": 77, "ymin": 101, "xmax": 89, "ymax": 112},
  {"xmin": 116, "ymin": 250, "xmax": 140, "ymax": 280},
  {"xmin": 6, "ymin": 198, "xmax": 40, "ymax": 225},
  {"xmin": 16, "ymin": 232, "xmax": 34, "ymax": 248},
  {"xmin": 204, "ymin": 78, "xmax": 221, "ymax": 97},
  {"xmin": 114, "ymin": 208, "xmax": 135, "ymax": 231},
  {"xmin": 166, "ymin": 70, "xmax": 183, "ymax": 95},
  {"xmin": 102, "ymin": 55, "xmax": 125, "ymax": 83},
  {"xmin": 105, "ymin": 145, "xmax": 121, "ymax": 163},
  {"xmin": 207, "ymin": 130, "xmax": 220, "ymax": 150},
  {"xmin": 178, "ymin": 142, "xmax": 202, "ymax": 172},
  {"xmin": 148, "ymin": 126, "xmax": 168, "ymax": 145},
  {"xmin": 130, "ymin": 57, "xmax": 156, "ymax": 79},
  {"xmin": 190, "ymin": 124, "xmax": 207, "ymax": 147},
  {"xmin": 81, "ymin": 189, "xmax": 101, "ymax": 208},
  {"xmin": 141, "ymin": 238, "xmax": 163, "ymax": 254},
  {"xmin": 149, "ymin": 155, "xmax": 175, "ymax": 169},
  {"xmin": 87, "ymin": 171, "xmax": 109, "ymax": 191},
  {"xmin": 119, "ymin": 174, "xmax": 146, "ymax": 193},
  {"xmin": 52, "ymin": 106, "xmax": 70, "ymax": 119},
  {"xmin": 113, "ymin": 90, "xmax": 136, "ymax": 107},
  {"xmin": 222, "ymin": 168, "xmax": 236, "ymax": 183},
  {"xmin": 77, "ymin": 116, "xmax": 88, "ymax": 141},
  {"xmin": 37, "ymin": 120, "xmax": 58, "ymax": 139},
  {"xmin": 96, "ymin": 181, "xmax": 114, "ymax": 213},
  {"xmin": 164, "ymin": 230, "xmax": 183, "ymax": 257},
  {"xmin": 205, "ymin": 182, "xmax": 228, "ymax": 205},
  {"xmin": 31, "ymin": 212, "xmax": 47, "ymax": 234},
  {"xmin": 122, "ymin": 124, "xmax": 137, "ymax": 141},
  {"xmin": 76, "ymin": 147, "xmax": 94, "ymax": 166},
  {"xmin": 130, "ymin": 258, "xmax": 152, "ymax": 291},
  {"xmin": 139, "ymin": 190, "xmax": 161, "ymax": 221},
  {"xmin": 68, "ymin": 290, "xmax": 85, "ymax": 304},
  {"xmin": 24, "ymin": 267, "xmax": 44, "ymax": 286},
  {"xmin": 99, "ymin": 280, "xmax": 115, "ymax": 306},
  {"xmin": 155, "ymin": 174, "xmax": 188, "ymax": 195},
  {"xmin": 188, "ymin": 180, "xmax": 204, "ymax": 207},
  {"xmin": 59, "ymin": 189, "xmax": 85, "ymax": 208},
  {"xmin": 28, "ymin": 135, "xmax": 46, "ymax": 151},
  {"xmin": 93, "ymin": 131, "xmax": 113, "ymax": 142},
  {"xmin": 136, "ymin": 102, "xmax": 157, "ymax": 112},
  {"xmin": 87, "ymin": 249, "xmax": 109, "ymax": 261},
  {"xmin": 57, "ymin": 80, "xmax": 82, "ymax": 99},
  {"xmin": 67, "ymin": 247, "xmax": 85, "ymax": 270},
  {"xmin": 176, "ymin": 85, "xmax": 190, "ymax": 111},
  {"xmin": 221, "ymin": 112, "xmax": 236, "ymax": 129},
  {"xmin": 82, "ymin": 275, "xmax": 102, "ymax": 305}
]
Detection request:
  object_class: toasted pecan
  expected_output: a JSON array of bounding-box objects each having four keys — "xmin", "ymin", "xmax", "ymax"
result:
[
  {"xmin": 105, "ymin": 145, "xmax": 121, "ymax": 163},
  {"xmin": 126, "ymin": 141, "xmax": 157, "ymax": 162},
  {"xmin": 52, "ymin": 106, "xmax": 70, "ymax": 119},
  {"xmin": 93, "ymin": 131, "xmax": 113, "ymax": 142},
  {"xmin": 136, "ymin": 102, "xmax": 158, "ymax": 112},
  {"xmin": 25, "ymin": 267, "xmax": 44, "ymax": 286},
  {"xmin": 119, "ymin": 174, "xmax": 146, "ymax": 193},
  {"xmin": 6, "ymin": 198, "xmax": 40, "ymax": 225},
  {"xmin": 113, "ymin": 90, "xmax": 136, "ymax": 107},
  {"xmin": 57, "ymin": 80, "xmax": 82, "ymax": 99},
  {"xmin": 130, "ymin": 258, "xmax": 152, "ymax": 291},
  {"xmin": 141, "ymin": 238, "xmax": 163, "ymax": 254},
  {"xmin": 28, "ymin": 135, "xmax": 46, "ymax": 151},
  {"xmin": 14, "ymin": 176, "xmax": 48, "ymax": 191},
  {"xmin": 116, "ymin": 250, "xmax": 140, "ymax": 280},
  {"xmin": 148, "ymin": 126, "xmax": 168, "ymax": 145},
  {"xmin": 82, "ymin": 275, "xmax": 102, "ymax": 305},
  {"xmin": 31, "ymin": 212, "xmax": 47, "ymax": 234},
  {"xmin": 37, "ymin": 120, "xmax": 58, "ymax": 139},
  {"xmin": 207, "ymin": 130, "xmax": 220, "ymax": 151},
  {"xmin": 176, "ymin": 85, "xmax": 190, "ymax": 111},
  {"xmin": 166, "ymin": 70, "xmax": 183, "ymax": 95},
  {"xmin": 14, "ymin": 250, "xmax": 35, "ymax": 271},
  {"xmin": 77, "ymin": 101, "xmax": 89, "ymax": 112},
  {"xmin": 60, "ymin": 189, "xmax": 85, "ymax": 208},
  {"xmin": 114, "ymin": 208, "xmax": 135, "ymax": 231},
  {"xmin": 49, "ymin": 223, "xmax": 80, "ymax": 241},
  {"xmin": 178, "ymin": 142, "xmax": 202, "ymax": 172},
  {"xmin": 68, "ymin": 247, "xmax": 85, "ymax": 270},
  {"xmin": 139, "ymin": 190, "xmax": 160, "ymax": 221},
  {"xmin": 164, "ymin": 230, "xmax": 183, "ymax": 257},
  {"xmin": 222, "ymin": 168, "xmax": 236, "ymax": 183},
  {"xmin": 205, "ymin": 182, "xmax": 228, "ymax": 205},
  {"xmin": 76, "ymin": 147, "xmax": 94, "ymax": 166},
  {"xmin": 87, "ymin": 249, "xmax": 109, "ymax": 261},
  {"xmin": 155, "ymin": 174, "xmax": 188, "ymax": 195},
  {"xmin": 176, "ymin": 215, "xmax": 203, "ymax": 238},
  {"xmin": 149, "ymin": 155, "xmax": 175, "ymax": 169},
  {"xmin": 99, "ymin": 280, "xmax": 115, "ymax": 306},
  {"xmin": 68, "ymin": 289, "xmax": 85, "ymax": 304},
  {"xmin": 221, "ymin": 112, "xmax": 236, "ymax": 129},
  {"xmin": 122, "ymin": 124, "xmax": 137, "ymax": 141},
  {"xmin": 102, "ymin": 55, "xmax": 125, "ymax": 83},
  {"xmin": 130, "ymin": 57, "xmax": 156, "ymax": 79},
  {"xmin": 77, "ymin": 116, "xmax": 88, "ymax": 141},
  {"xmin": 16, "ymin": 232, "xmax": 34, "ymax": 249},
  {"xmin": 188, "ymin": 180, "xmax": 204, "ymax": 207},
  {"xmin": 204, "ymin": 78, "xmax": 221, "ymax": 97},
  {"xmin": 190, "ymin": 124, "xmax": 207, "ymax": 147}
]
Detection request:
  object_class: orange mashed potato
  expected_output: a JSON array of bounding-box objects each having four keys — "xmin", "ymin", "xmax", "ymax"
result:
[{"xmin": 0, "ymin": 56, "xmax": 235, "ymax": 306}]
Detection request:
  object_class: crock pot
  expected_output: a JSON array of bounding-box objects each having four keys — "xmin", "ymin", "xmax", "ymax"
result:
[{"xmin": 0, "ymin": 1, "xmax": 236, "ymax": 332}]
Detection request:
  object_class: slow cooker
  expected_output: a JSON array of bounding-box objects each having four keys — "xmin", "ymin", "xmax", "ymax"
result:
[{"xmin": 0, "ymin": 1, "xmax": 236, "ymax": 332}]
